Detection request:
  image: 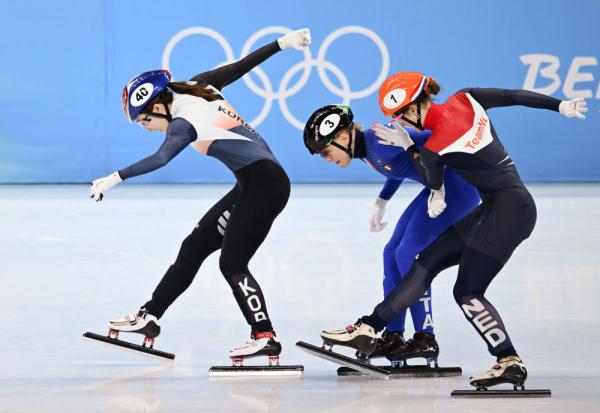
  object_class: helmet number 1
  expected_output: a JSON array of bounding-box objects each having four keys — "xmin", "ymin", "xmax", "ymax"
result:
[{"xmin": 383, "ymin": 88, "xmax": 407, "ymax": 110}]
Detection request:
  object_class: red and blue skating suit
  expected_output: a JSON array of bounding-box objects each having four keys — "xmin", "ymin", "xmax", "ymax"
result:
[{"xmin": 355, "ymin": 126, "xmax": 479, "ymax": 333}]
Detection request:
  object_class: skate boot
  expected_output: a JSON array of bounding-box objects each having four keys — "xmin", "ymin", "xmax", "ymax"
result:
[
  {"xmin": 369, "ymin": 330, "xmax": 405, "ymax": 359},
  {"xmin": 470, "ymin": 356, "xmax": 527, "ymax": 390},
  {"xmin": 83, "ymin": 308, "xmax": 173, "ymax": 360},
  {"xmin": 229, "ymin": 331, "xmax": 282, "ymax": 367},
  {"xmin": 320, "ymin": 319, "xmax": 378, "ymax": 358},
  {"xmin": 387, "ymin": 332, "xmax": 439, "ymax": 368},
  {"xmin": 108, "ymin": 308, "xmax": 161, "ymax": 348}
]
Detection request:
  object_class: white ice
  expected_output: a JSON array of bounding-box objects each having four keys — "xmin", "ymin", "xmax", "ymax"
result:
[{"xmin": 1, "ymin": 183, "xmax": 599, "ymax": 412}]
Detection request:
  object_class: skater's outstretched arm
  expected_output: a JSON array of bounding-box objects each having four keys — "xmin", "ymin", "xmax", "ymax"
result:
[
  {"xmin": 461, "ymin": 88, "xmax": 567, "ymax": 112},
  {"xmin": 191, "ymin": 29, "xmax": 311, "ymax": 90},
  {"xmin": 118, "ymin": 119, "xmax": 197, "ymax": 180}
]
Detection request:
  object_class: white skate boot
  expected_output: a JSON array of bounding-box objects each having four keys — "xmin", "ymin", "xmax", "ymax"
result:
[
  {"xmin": 229, "ymin": 331, "xmax": 282, "ymax": 367},
  {"xmin": 470, "ymin": 356, "xmax": 527, "ymax": 390},
  {"xmin": 320, "ymin": 319, "xmax": 378, "ymax": 358},
  {"xmin": 452, "ymin": 355, "xmax": 550, "ymax": 397},
  {"xmin": 83, "ymin": 308, "xmax": 174, "ymax": 360},
  {"xmin": 108, "ymin": 308, "xmax": 160, "ymax": 348}
]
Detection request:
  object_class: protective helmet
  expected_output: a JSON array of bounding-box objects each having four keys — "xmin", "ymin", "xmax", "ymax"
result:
[
  {"xmin": 122, "ymin": 69, "xmax": 172, "ymax": 122},
  {"xmin": 303, "ymin": 104, "xmax": 354, "ymax": 155},
  {"xmin": 378, "ymin": 71, "xmax": 435, "ymax": 116}
]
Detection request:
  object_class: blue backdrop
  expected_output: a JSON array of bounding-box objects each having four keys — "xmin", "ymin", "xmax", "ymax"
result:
[{"xmin": 1, "ymin": 0, "xmax": 599, "ymax": 183}]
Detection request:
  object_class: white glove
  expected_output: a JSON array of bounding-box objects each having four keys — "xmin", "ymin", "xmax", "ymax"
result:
[
  {"xmin": 559, "ymin": 97, "xmax": 588, "ymax": 120},
  {"xmin": 369, "ymin": 197, "xmax": 388, "ymax": 232},
  {"xmin": 90, "ymin": 171, "xmax": 122, "ymax": 202},
  {"xmin": 277, "ymin": 28, "xmax": 311, "ymax": 50},
  {"xmin": 427, "ymin": 184, "xmax": 446, "ymax": 218},
  {"xmin": 372, "ymin": 120, "xmax": 415, "ymax": 150}
]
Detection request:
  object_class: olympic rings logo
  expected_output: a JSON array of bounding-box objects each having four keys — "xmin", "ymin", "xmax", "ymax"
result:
[{"xmin": 162, "ymin": 26, "xmax": 390, "ymax": 129}]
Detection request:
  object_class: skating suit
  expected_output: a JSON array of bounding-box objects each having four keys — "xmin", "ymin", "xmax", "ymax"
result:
[
  {"xmin": 118, "ymin": 41, "xmax": 290, "ymax": 334},
  {"xmin": 355, "ymin": 128, "xmax": 479, "ymax": 333},
  {"xmin": 367, "ymin": 88, "xmax": 561, "ymax": 358}
]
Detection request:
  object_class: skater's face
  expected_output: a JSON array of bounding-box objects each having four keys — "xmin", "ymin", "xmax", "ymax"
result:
[
  {"xmin": 319, "ymin": 130, "xmax": 352, "ymax": 168},
  {"xmin": 135, "ymin": 104, "xmax": 170, "ymax": 133}
]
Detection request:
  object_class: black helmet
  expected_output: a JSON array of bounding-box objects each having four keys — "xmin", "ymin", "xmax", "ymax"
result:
[{"xmin": 303, "ymin": 104, "xmax": 354, "ymax": 155}]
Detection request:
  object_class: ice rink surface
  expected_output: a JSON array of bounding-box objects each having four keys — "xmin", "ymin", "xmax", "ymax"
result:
[{"xmin": 1, "ymin": 183, "xmax": 599, "ymax": 413}]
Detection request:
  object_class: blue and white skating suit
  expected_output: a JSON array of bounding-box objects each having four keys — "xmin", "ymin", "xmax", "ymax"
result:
[{"xmin": 354, "ymin": 127, "xmax": 480, "ymax": 333}]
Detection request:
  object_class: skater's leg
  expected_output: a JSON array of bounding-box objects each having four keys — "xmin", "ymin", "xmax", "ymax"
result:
[
  {"xmin": 219, "ymin": 161, "xmax": 290, "ymax": 334},
  {"xmin": 382, "ymin": 195, "xmax": 418, "ymax": 333},
  {"xmin": 453, "ymin": 248, "xmax": 517, "ymax": 359},
  {"xmin": 399, "ymin": 173, "xmax": 479, "ymax": 333},
  {"xmin": 455, "ymin": 188, "xmax": 537, "ymax": 360},
  {"xmin": 361, "ymin": 205, "xmax": 485, "ymax": 331},
  {"xmin": 142, "ymin": 186, "xmax": 240, "ymax": 318},
  {"xmin": 363, "ymin": 224, "xmax": 467, "ymax": 331}
]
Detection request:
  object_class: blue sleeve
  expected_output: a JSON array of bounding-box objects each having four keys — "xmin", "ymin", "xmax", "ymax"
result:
[
  {"xmin": 378, "ymin": 177, "xmax": 403, "ymax": 200},
  {"xmin": 118, "ymin": 118, "xmax": 197, "ymax": 180},
  {"xmin": 406, "ymin": 127, "xmax": 431, "ymax": 144}
]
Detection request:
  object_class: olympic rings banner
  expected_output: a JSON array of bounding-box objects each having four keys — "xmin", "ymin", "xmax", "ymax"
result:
[{"xmin": 1, "ymin": 0, "xmax": 599, "ymax": 183}]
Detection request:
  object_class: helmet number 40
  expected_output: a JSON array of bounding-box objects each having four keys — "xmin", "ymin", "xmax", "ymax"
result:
[{"xmin": 130, "ymin": 83, "xmax": 154, "ymax": 107}]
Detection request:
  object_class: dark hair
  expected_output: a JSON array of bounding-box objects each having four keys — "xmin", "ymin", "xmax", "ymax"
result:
[
  {"xmin": 394, "ymin": 79, "xmax": 441, "ymax": 116},
  {"xmin": 142, "ymin": 81, "xmax": 222, "ymax": 114}
]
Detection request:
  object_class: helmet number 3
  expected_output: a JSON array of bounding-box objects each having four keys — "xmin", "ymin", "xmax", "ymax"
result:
[
  {"xmin": 319, "ymin": 113, "xmax": 341, "ymax": 136},
  {"xmin": 130, "ymin": 82, "xmax": 154, "ymax": 107}
]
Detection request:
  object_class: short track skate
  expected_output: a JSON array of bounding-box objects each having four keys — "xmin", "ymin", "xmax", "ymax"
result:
[
  {"xmin": 209, "ymin": 332, "xmax": 303, "ymax": 377},
  {"xmin": 296, "ymin": 341, "xmax": 390, "ymax": 379},
  {"xmin": 337, "ymin": 356, "xmax": 461, "ymax": 378},
  {"xmin": 83, "ymin": 330, "xmax": 175, "ymax": 361},
  {"xmin": 452, "ymin": 357, "xmax": 550, "ymax": 397}
]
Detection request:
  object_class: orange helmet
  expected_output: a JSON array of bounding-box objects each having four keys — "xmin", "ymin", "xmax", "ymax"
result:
[{"xmin": 378, "ymin": 72, "xmax": 436, "ymax": 116}]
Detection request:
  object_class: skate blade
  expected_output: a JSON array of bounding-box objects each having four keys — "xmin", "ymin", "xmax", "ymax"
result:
[
  {"xmin": 208, "ymin": 365, "xmax": 304, "ymax": 377},
  {"xmin": 296, "ymin": 341, "xmax": 389, "ymax": 380},
  {"xmin": 83, "ymin": 332, "xmax": 175, "ymax": 361},
  {"xmin": 337, "ymin": 365, "xmax": 462, "ymax": 378},
  {"xmin": 451, "ymin": 388, "xmax": 551, "ymax": 398}
]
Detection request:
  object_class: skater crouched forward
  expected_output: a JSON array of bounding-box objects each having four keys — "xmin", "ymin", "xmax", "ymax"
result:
[
  {"xmin": 318, "ymin": 71, "xmax": 587, "ymax": 390},
  {"xmin": 88, "ymin": 29, "xmax": 312, "ymax": 367}
]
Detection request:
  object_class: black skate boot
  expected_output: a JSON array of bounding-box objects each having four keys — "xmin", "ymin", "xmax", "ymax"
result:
[
  {"xmin": 229, "ymin": 331, "xmax": 282, "ymax": 367},
  {"xmin": 470, "ymin": 356, "xmax": 527, "ymax": 390},
  {"xmin": 368, "ymin": 331, "xmax": 405, "ymax": 359},
  {"xmin": 320, "ymin": 319, "xmax": 378, "ymax": 358},
  {"xmin": 387, "ymin": 332, "xmax": 439, "ymax": 368}
]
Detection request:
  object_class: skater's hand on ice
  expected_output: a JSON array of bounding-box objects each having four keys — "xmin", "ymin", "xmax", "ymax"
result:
[
  {"xmin": 427, "ymin": 184, "xmax": 446, "ymax": 218},
  {"xmin": 278, "ymin": 28, "xmax": 311, "ymax": 51},
  {"xmin": 90, "ymin": 171, "xmax": 122, "ymax": 202},
  {"xmin": 372, "ymin": 120, "xmax": 414, "ymax": 150},
  {"xmin": 370, "ymin": 197, "xmax": 388, "ymax": 232},
  {"xmin": 559, "ymin": 97, "xmax": 588, "ymax": 120}
]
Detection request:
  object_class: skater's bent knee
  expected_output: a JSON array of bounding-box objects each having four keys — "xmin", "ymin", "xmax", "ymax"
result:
[{"xmin": 219, "ymin": 256, "xmax": 247, "ymax": 279}]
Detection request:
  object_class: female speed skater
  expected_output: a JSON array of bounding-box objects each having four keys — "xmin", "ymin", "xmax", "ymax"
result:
[
  {"xmin": 88, "ymin": 29, "xmax": 312, "ymax": 364},
  {"xmin": 319, "ymin": 71, "xmax": 587, "ymax": 388},
  {"xmin": 303, "ymin": 103, "xmax": 480, "ymax": 365}
]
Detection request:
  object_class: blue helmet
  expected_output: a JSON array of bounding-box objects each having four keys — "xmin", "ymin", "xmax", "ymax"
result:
[{"xmin": 122, "ymin": 69, "xmax": 172, "ymax": 122}]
